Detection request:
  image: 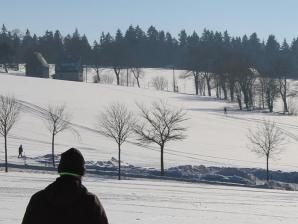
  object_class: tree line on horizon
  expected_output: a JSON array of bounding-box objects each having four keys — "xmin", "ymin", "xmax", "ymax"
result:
[{"xmin": 1, "ymin": 24, "xmax": 298, "ymax": 112}]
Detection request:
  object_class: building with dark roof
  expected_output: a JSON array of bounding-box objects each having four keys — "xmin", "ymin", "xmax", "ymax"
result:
[
  {"xmin": 25, "ymin": 52, "xmax": 49, "ymax": 78},
  {"xmin": 54, "ymin": 57, "xmax": 83, "ymax": 82}
]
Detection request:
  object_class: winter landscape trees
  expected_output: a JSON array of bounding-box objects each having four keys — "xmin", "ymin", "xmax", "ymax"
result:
[
  {"xmin": 248, "ymin": 120, "xmax": 286, "ymax": 182},
  {"xmin": 2, "ymin": 23, "xmax": 298, "ymax": 179},
  {"xmin": 97, "ymin": 102, "xmax": 135, "ymax": 180},
  {"xmin": 0, "ymin": 95, "xmax": 21, "ymax": 172},
  {"xmin": 135, "ymin": 101, "xmax": 187, "ymax": 176},
  {"xmin": 43, "ymin": 104, "xmax": 72, "ymax": 167},
  {"xmin": 96, "ymin": 101, "xmax": 188, "ymax": 178}
]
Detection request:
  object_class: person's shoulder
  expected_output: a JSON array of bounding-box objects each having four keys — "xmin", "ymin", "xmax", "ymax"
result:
[
  {"xmin": 28, "ymin": 189, "xmax": 46, "ymax": 206},
  {"xmin": 84, "ymin": 188, "xmax": 99, "ymax": 201},
  {"xmin": 81, "ymin": 186, "xmax": 103, "ymax": 206},
  {"xmin": 31, "ymin": 188, "xmax": 46, "ymax": 198},
  {"xmin": 81, "ymin": 185, "xmax": 109, "ymax": 223},
  {"xmin": 30, "ymin": 181, "xmax": 55, "ymax": 202}
]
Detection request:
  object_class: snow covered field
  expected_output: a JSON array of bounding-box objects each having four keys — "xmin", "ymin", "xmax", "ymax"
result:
[
  {"xmin": 1, "ymin": 72, "xmax": 298, "ymax": 172},
  {"xmin": 1, "ymin": 70, "xmax": 298, "ymax": 223},
  {"xmin": 1, "ymin": 171, "xmax": 298, "ymax": 224}
]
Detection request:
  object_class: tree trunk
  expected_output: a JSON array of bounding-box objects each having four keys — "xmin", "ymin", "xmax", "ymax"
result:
[
  {"xmin": 261, "ymin": 84, "xmax": 265, "ymax": 109},
  {"xmin": 216, "ymin": 81, "xmax": 219, "ymax": 98},
  {"xmin": 202, "ymin": 81, "xmax": 206, "ymax": 96},
  {"xmin": 268, "ymin": 97, "xmax": 274, "ymax": 113},
  {"xmin": 243, "ymin": 92, "xmax": 249, "ymax": 110},
  {"xmin": 222, "ymin": 84, "xmax": 227, "ymax": 100},
  {"xmin": 4, "ymin": 132, "xmax": 8, "ymax": 172},
  {"xmin": 136, "ymin": 78, "xmax": 140, "ymax": 88},
  {"xmin": 114, "ymin": 67, "xmax": 120, "ymax": 85},
  {"xmin": 194, "ymin": 74, "xmax": 199, "ymax": 95},
  {"xmin": 4, "ymin": 64, "xmax": 8, "ymax": 73},
  {"xmin": 96, "ymin": 67, "xmax": 100, "ymax": 83},
  {"xmin": 266, "ymin": 155, "xmax": 269, "ymax": 183},
  {"xmin": 52, "ymin": 133, "xmax": 55, "ymax": 168},
  {"xmin": 160, "ymin": 144, "xmax": 164, "ymax": 176},
  {"xmin": 126, "ymin": 68, "xmax": 129, "ymax": 86},
  {"xmin": 229, "ymin": 84, "xmax": 235, "ymax": 102},
  {"xmin": 118, "ymin": 144, "xmax": 121, "ymax": 180},
  {"xmin": 228, "ymin": 78, "xmax": 235, "ymax": 102},
  {"xmin": 279, "ymin": 77, "xmax": 288, "ymax": 114},
  {"xmin": 205, "ymin": 74, "xmax": 212, "ymax": 96},
  {"xmin": 237, "ymin": 95, "xmax": 242, "ymax": 110},
  {"xmin": 283, "ymin": 96, "xmax": 288, "ymax": 114}
]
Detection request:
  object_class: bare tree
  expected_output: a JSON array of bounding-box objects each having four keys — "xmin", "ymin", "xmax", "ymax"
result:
[
  {"xmin": 278, "ymin": 76, "xmax": 290, "ymax": 114},
  {"xmin": 197, "ymin": 75, "xmax": 206, "ymax": 96},
  {"xmin": 92, "ymin": 67, "xmax": 106, "ymax": 83},
  {"xmin": 202, "ymin": 72, "xmax": 213, "ymax": 96},
  {"xmin": 135, "ymin": 101, "xmax": 187, "ymax": 176},
  {"xmin": 255, "ymin": 77, "xmax": 267, "ymax": 110},
  {"xmin": 264, "ymin": 78, "xmax": 279, "ymax": 112},
  {"xmin": 0, "ymin": 95, "xmax": 21, "ymax": 172},
  {"xmin": 288, "ymin": 97, "xmax": 298, "ymax": 116},
  {"xmin": 97, "ymin": 102, "xmax": 134, "ymax": 180},
  {"xmin": 248, "ymin": 120, "xmax": 286, "ymax": 182},
  {"xmin": 180, "ymin": 70, "xmax": 201, "ymax": 95},
  {"xmin": 44, "ymin": 104, "xmax": 72, "ymax": 168},
  {"xmin": 131, "ymin": 67, "xmax": 144, "ymax": 88},
  {"xmin": 113, "ymin": 66, "xmax": 122, "ymax": 85},
  {"xmin": 152, "ymin": 76, "xmax": 168, "ymax": 91}
]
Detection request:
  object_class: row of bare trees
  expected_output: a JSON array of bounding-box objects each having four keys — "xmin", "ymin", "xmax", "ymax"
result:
[
  {"xmin": 98, "ymin": 101, "xmax": 188, "ymax": 179},
  {"xmin": 0, "ymin": 95, "xmax": 73, "ymax": 172},
  {"xmin": 94, "ymin": 65, "xmax": 296, "ymax": 115},
  {"xmin": 180, "ymin": 70, "xmax": 297, "ymax": 114},
  {"xmin": 97, "ymin": 102, "xmax": 288, "ymax": 183},
  {"xmin": 0, "ymin": 95, "xmax": 187, "ymax": 179},
  {"xmin": 0, "ymin": 95, "xmax": 288, "ymax": 184},
  {"xmin": 93, "ymin": 67, "xmax": 145, "ymax": 88}
]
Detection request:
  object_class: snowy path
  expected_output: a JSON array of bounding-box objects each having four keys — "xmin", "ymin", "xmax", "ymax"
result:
[{"xmin": 0, "ymin": 172, "xmax": 298, "ymax": 224}]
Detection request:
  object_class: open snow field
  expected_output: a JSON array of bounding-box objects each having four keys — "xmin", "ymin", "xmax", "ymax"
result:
[
  {"xmin": 1, "ymin": 171, "xmax": 298, "ymax": 224},
  {"xmin": 1, "ymin": 71, "xmax": 298, "ymax": 171}
]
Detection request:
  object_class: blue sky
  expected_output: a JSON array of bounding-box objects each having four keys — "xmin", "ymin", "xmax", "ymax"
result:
[{"xmin": 2, "ymin": 0, "xmax": 298, "ymax": 44}]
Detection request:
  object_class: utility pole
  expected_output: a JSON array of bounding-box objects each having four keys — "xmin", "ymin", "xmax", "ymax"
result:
[
  {"xmin": 172, "ymin": 67, "xmax": 176, "ymax": 92},
  {"xmin": 85, "ymin": 65, "xmax": 88, "ymax": 83},
  {"xmin": 126, "ymin": 68, "xmax": 129, "ymax": 86}
]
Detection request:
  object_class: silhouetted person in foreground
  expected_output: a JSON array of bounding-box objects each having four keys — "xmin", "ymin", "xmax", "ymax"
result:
[
  {"xmin": 18, "ymin": 144, "xmax": 23, "ymax": 158},
  {"xmin": 22, "ymin": 148, "xmax": 109, "ymax": 224},
  {"xmin": 224, "ymin": 107, "xmax": 227, "ymax": 115}
]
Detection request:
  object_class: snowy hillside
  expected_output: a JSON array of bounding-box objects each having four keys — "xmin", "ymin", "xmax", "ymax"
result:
[
  {"xmin": 0, "ymin": 71, "xmax": 298, "ymax": 173},
  {"xmin": 1, "ymin": 69, "xmax": 298, "ymax": 224}
]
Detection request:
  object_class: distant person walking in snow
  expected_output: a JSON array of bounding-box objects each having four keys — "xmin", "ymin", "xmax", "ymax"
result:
[
  {"xmin": 22, "ymin": 148, "xmax": 109, "ymax": 224},
  {"xmin": 18, "ymin": 144, "xmax": 23, "ymax": 158},
  {"xmin": 224, "ymin": 107, "xmax": 227, "ymax": 115}
]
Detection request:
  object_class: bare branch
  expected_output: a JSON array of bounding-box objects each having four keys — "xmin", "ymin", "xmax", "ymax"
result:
[
  {"xmin": 44, "ymin": 104, "xmax": 72, "ymax": 136},
  {"xmin": 0, "ymin": 94, "xmax": 21, "ymax": 172},
  {"xmin": 0, "ymin": 95, "xmax": 21, "ymax": 137},
  {"xmin": 43, "ymin": 104, "xmax": 73, "ymax": 167},
  {"xmin": 247, "ymin": 119, "xmax": 286, "ymax": 182},
  {"xmin": 97, "ymin": 102, "xmax": 134, "ymax": 145},
  {"xmin": 97, "ymin": 102, "xmax": 135, "ymax": 180},
  {"xmin": 134, "ymin": 100, "xmax": 187, "ymax": 176}
]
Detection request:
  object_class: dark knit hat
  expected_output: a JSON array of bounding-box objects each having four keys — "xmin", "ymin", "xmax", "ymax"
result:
[{"xmin": 58, "ymin": 148, "xmax": 85, "ymax": 176}]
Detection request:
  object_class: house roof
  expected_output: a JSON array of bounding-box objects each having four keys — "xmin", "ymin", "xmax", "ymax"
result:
[{"xmin": 33, "ymin": 52, "xmax": 49, "ymax": 68}]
